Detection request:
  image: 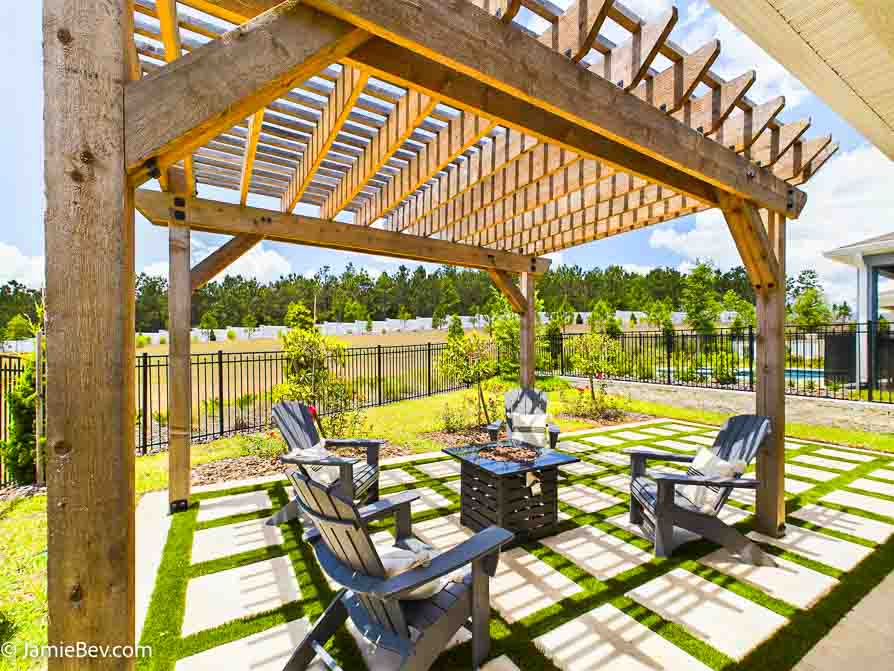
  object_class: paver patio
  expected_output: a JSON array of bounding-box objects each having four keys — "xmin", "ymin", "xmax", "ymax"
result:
[{"xmin": 138, "ymin": 419, "xmax": 894, "ymax": 670}]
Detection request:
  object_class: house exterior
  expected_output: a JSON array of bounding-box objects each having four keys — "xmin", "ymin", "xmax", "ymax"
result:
[{"xmin": 824, "ymin": 232, "xmax": 894, "ymax": 322}]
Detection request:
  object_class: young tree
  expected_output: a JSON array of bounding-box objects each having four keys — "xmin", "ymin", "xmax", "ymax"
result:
[
  {"xmin": 342, "ymin": 298, "xmax": 369, "ymax": 323},
  {"xmin": 790, "ymin": 287, "xmax": 833, "ymax": 328},
  {"xmin": 644, "ymin": 299, "xmax": 670, "ymax": 330},
  {"xmin": 243, "ymin": 313, "xmax": 259, "ymax": 339},
  {"xmin": 5, "ymin": 314, "xmax": 31, "ymax": 345},
  {"xmin": 572, "ymin": 332, "xmax": 623, "ymax": 400},
  {"xmin": 447, "ymin": 314, "xmax": 464, "ymax": 341},
  {"xmin": 833, "ymin": 301, "xmax": 853, "ymax": 322},
  {"xmin": 397, "ymin": 305, "xmax": 412, "ymax": 330},
  {"xmin": 284, "ymin": 301, "xmax": 314, "ymax": 331},
  {"xmin": 682, "ymin": 261, "xmax": 721, "ymax": 335},
  {"xmin": 199, "ymin": 311, "xmax": 219, "ymax": 340},
  {"xmin": 431, "ymin": 304, "xmax": 447, "ymax": 330},
  {"xmin": 441, "ymin": 331, "xmax": 495, "ymax": 424},
  {"xmin": 587, "ymin": 299, "xmax": 613, "ymax": 333},
  {"xmin": 551, "ymin": 297, "xmax": 574, "ymax": 334}
]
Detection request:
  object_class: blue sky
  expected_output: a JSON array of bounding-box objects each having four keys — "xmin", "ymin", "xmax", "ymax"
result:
[{"xmin": 2, "ymin": 1, "xmax": 892, "ymax": 302}]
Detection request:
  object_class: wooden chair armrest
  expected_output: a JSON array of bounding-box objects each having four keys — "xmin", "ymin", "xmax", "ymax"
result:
[
  {"xmin": 280, "ymin": 453, "xmax": 360, "ymax": 467},
  {"xmin": 380, "ymin": 526, "xmax": 514, "ymax": 599},
  {"xmin": 623, "ymin": 448, "xmax": 696, "ymax": 464},
  {"xmin": 323, "ymin": 438, "xmax": 384, "ymax": 468},
  {"xmin": 654, "ymin": 473, "xmax": 758, "ymax": 488},
  {"xmin": 357, "ymin": 490, "xmax": 419, "ymax": 539}
]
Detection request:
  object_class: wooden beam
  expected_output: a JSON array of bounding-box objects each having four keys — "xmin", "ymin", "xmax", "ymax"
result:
[
  {"xmin": 356, "ymin": 111, "xmax": 498, "ymax": 226},
  {"xmin": 715, "ymin": 96, "xmax": 785, "ymax": 152},
  {"xmin": 321, "ymin": 89, "xmax": 437, "ymax": 218},
  {"xmin": 536, "ymin": 0, "xmax": 614, "ymax": 62},
  {"xmin": 125, "ymin": 1, "xmax": 370, "ymax": 182},
  {"xmin": 191, "ymin": 234, "xmax": 263, "ymax": 290},
  {"xmin": 789, "ymin": 142, "xmax": 839, "ymax": 186},
  {"xmin": 746, "ymin": 118, "xmax": 810, "ymax": 167},
  {"xmin": 240, "ymin": 110, "xmax": 266, "ymax": 205},
  {"xmin": 519, "ymin": 272, "xmax": 536, "ymax": 387},
  {"xmin": 488, "ymin": 269, "xmax": 526, "ymax": 313},
  {"xmin": 167, "ymin": 188, "xmax": 191, "ymax": 511},
  {"xmin": 136, "ymin": 190, "xmax": 551, "ymax": 274},
  {"xmin": 671, "ymin": 70, "xmax": 756, "ymax": 135},
  {"xmin": 754, "ymin": 207, "xmax": 787, "ymax": 537},
  {"xmin": 589, "ymin": 8, "xmax": 677, "ymax": 91},
  {"xmin": 631, "ymin": 39, "xmax": 719, "ymax": 113},
  {"xmin": 45, "ymin": 0, "xmax": 135, "ymax": 658},
  {"xmin": 156, "ymin": 0, "xmax": 196, "ymax": 193},
  {"xmin": 315, "ymin": 0, "xmax": 807, "ymax": 216},
  {"xmin": 773, "ymin": 135, "xmax": 832, "ymax": 181},
  {"xmin": 282, "ymin": 64, "xmax": 368, "ymax": 213}
]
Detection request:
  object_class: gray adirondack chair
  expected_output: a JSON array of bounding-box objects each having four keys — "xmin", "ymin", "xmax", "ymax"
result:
[
  {"xmin": 624, "ymin": 415, "xmax": 777, "ymax": 566},
  {"xmin": 281, "ymin": 467, "xmax": 514, "ymax": 671},
  {"xmin": 268, "ymin": 401, "xmax": 383, "ymax": 527},
  {"xmin": 486, "ymin": 388, "xmax": 560, "ymax": 449}
]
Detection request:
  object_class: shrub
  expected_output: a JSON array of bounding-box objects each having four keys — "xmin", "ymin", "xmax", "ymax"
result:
[
  {"xmin": 285, "ymin": 302, "xmax": 314, "ymax": 331},
  {"xmin": 159, "ymin": 336, "xmax": 167, "ymax": 345},
  {"xmin": 239, "ymin": 431, "xmax": 285, "ymax": 460},
  {"xmin": 226, "ymin": 329, "xmax": 237, "ymax": 341},
  {"xmin": 0, "ymin": 355, "xmax": 38, "ymax": 483},
  {"xmin": 152, "ymin": 410, "xmax": 168, "ymax": 427},
  {"xmin": 135, "ymin": 334, "xmax": 149, "ymax": 348},
  {"xmin": 563, "ymin": 382, "xmax": 624, "ymax": 421},
  {"xmin": 441, "ymin": 398, "xmax": 472, "ymax": 433},
  {"xmin": 711, "ymin": 351, "xmax": 739, "ymax": 385}
]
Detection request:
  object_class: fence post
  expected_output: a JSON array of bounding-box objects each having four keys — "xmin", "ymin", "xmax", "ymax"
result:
[
  {"xmin": 377, "ymin": 344, "xmax": 383, "ymax": 406},
  {"xmin": 665, "ymin": 331, "xmax": 673, "ymax": 385},
  {"xmin": 560, "ymin": 334, "xmax": 566, "ymax": 376},
  {"xmin": 35, "ymin": 331, "xmax": 44, "ymax": 485},
  {"xmin": 748, "ymin": 326, "xmax": 755, "ymax": 391},
  {"xmin": 868, "ymin": 320, "xmax": 876, "ymax": 402},
  {"xmin": 427, "ymin": 342, "xmax": 432, "ymax": 396},
  {"xmin": 217, "ymin": 350, "xmax": 225, "ymax": 438},
  {"xmin": 141, "ymin": 352, "xmax": 149, "ymax": 454}
]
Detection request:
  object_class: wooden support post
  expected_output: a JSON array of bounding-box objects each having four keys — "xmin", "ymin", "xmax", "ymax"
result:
[
  {"xmin": 519, "ymin": 272, "xmax": 536, "ymax": 388},
  {"xmin": 755, "ymin": 208, "xmax": 787, "ymax": 537},
  {"xmin": 44, "ymin": 0, "xmax": 136, "ymax": 661},
  {"xmin": 167, "ymin": 174, "xmax": 192, "ymax": 512}
]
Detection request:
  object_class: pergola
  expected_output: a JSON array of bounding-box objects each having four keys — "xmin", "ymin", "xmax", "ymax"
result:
[{"xmin": 44, "ymin": 0, "xmax": 837, "ymax": 662}]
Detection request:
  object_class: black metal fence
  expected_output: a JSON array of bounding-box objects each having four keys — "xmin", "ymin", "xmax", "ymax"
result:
[
  {"xmin": 541, "ymin": 321, "xmax": 894, "ymax": 404},
  {"xmin": 134, "ymin": 342, "xmax": 482, "ymax": 453},
  {"xmin": 1, "ymin": 322, "xmax": 891, "ymax": 471}
]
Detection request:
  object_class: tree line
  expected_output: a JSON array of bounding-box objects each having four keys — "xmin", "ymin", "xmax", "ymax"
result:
[{"xmin": 1, "ymin": 261, "xmax": 857, "ymax": 341}]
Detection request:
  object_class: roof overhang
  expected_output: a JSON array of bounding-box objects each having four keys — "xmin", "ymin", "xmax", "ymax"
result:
[{"xmin": 710, "ymin": 0, "xmax": 894, "ymax": 161}]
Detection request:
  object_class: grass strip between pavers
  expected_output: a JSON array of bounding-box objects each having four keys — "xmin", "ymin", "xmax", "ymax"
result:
[{"xmin": 137, "ymin": 422, "xmax": 894, "ymax": 671}]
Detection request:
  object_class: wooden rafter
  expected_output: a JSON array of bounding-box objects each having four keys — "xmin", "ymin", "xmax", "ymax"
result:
[
  {"xmin": 240, "ymin": 110, "xmax": 265, "ymax": 205},
  {"xmin": 356, "ymin": 111, "xmax": 498, "ymax": 226},
  {"xmin": 320, "ymin": 89, "xmax": 437, "ymax": 218},
  {"xmin": 156, "ymin": 0, "xmax": 196, "ymax": 193},
  {"xmin": 396, "ymin": 130, "xmax": 540, "ymax": 234},
  {"xmin": 282, "ymin": 64, "xmax": 368, "ymax": 212},
  {"xmin": 535, "ymin": 0, "xmax": 614, "ymax": 62},
  {"xmin": 631, "ymin": 39, "xmax": 720, "ymax": 113},
  {"xmin": 589, "ymin": 8, "xmax": 678, "ymax": 91},
  {"xmin": 135, "ymin": 190, "xmax": 550, "ymax": 274},
  {"xmin": 125, "ymin": 2, "xmax": 370, "ymax": 183},
  {"xmin": 746, "ymin": 118, "xmax": 811, "ymax": 166}
]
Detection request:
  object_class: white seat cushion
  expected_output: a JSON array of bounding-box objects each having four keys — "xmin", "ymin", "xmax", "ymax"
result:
[
  {"xmin": 510, "ymin": 412, "xmax": 548, "ymax": 449},
  {"xmin": 679, "ymin": 448, "xmax": 744, "ymax": 514},
  {"xmin": 376, "ymin": 543, "xmax": 445, "ymax": 600}
]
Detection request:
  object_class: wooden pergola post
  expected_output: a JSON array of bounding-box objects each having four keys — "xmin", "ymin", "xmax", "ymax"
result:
[
  {"xmin": 755, "ymin": 211, "xmax": 787, "ymax": 536},
  {"xmin": 519, "ymin": 272, "xmax": 536, "ymax": 388},
  {"xmin": 44, "ymin": 0, "xmax": 136, "ymax": 662},
  {"xmin": 167, "ymin": 172, "xmax": 192, "ymax": 512}
]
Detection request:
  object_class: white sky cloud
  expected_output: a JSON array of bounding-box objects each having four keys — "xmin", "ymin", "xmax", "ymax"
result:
[
  {"xmin": 142, "ymin": 239, "xmax": 292, "ymax": 285},
  {"xmin": 622, "ymin": 263, "xmax": 652, "ymax": 276},
  {"xmin": 649, "ymin": 145, "xmax": 894, "ymax": 304},
  {"xmin": 0, "ymin": 243, "xmax": 44, "ymax": 288}
]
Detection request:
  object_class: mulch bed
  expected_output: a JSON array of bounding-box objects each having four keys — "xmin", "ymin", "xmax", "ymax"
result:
[
  {"xmin": 0, "ymin": 483, "xmax": 47, "ymax": 503},
  {"xmin": 423, "ymin": 428, "xmax": 493, "ymax": 449},
  {"xmin": 191, "ymin": 455, "xmax": 282, "ymax": 487}
]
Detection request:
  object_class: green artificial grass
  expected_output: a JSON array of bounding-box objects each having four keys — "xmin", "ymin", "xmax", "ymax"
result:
[{"xmin": 131, "ymin": 421, "xmax": 894, "ymax": 671}]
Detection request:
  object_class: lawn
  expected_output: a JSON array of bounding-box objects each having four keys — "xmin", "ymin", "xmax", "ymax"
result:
[{"xmin": 2, "ymin": 383, "xmax": 892, "ymax": 669}]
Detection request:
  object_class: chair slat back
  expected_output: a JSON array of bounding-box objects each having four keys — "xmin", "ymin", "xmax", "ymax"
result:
[
  {"xmin": 273, "ymin": 401, "xmax": 322, "ymax": 451},
  {"xmin": 287, "ymin": 468, "xmax": 410, "ymax": 638},
  {"xmin": 686, "ymin": 415, "xmax": 771, "ymax": 514},
  {"xmin": 505, "ymin": 388, "xmax": 549, "ymax": 432}
]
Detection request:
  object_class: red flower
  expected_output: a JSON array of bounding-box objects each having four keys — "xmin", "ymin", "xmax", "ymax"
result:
[{"xmin": 307, "ymin": 405, "xmax": 318, "ymax": 418}]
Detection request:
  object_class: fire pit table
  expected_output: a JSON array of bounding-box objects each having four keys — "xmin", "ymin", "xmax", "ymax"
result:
[{"xmin": 443, "ymin": 443, "xmax": 580, "ymax": 546}]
